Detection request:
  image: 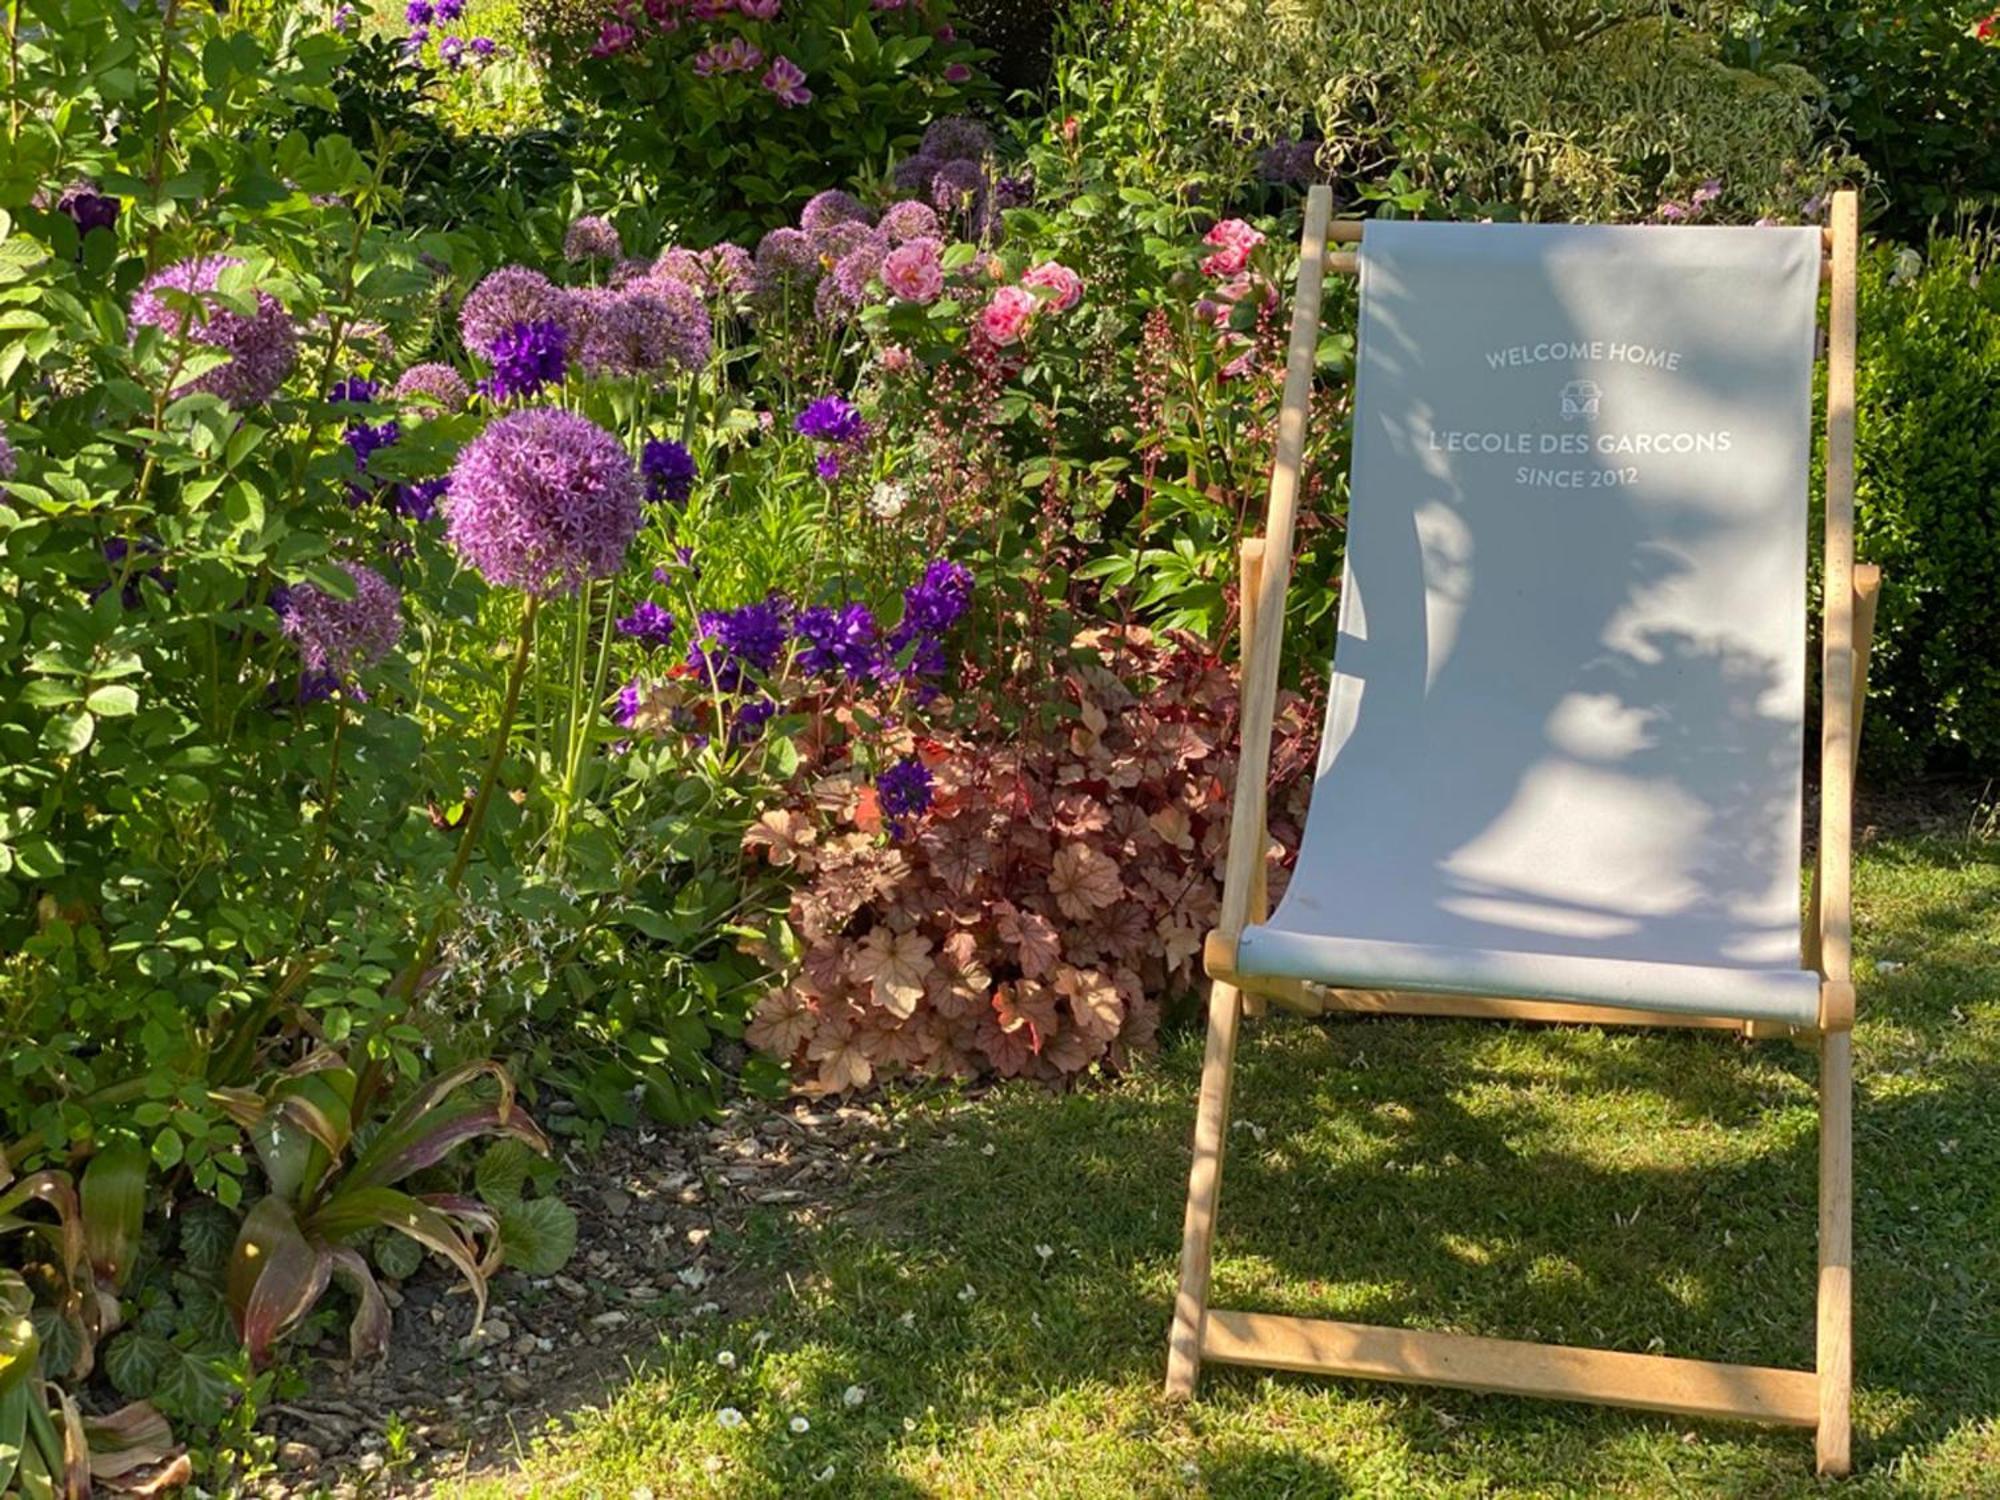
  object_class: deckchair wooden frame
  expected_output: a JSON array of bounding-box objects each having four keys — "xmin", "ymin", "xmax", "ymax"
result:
[{"xmin": 1167, "ymin": 187, "xmax": 1876, "ymax": 1477}]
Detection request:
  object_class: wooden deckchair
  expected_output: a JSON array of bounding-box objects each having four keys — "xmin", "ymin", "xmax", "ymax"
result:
[{"xmin": 1166, "ymin": 187, "xmax": 1877, "ymax": 1477}]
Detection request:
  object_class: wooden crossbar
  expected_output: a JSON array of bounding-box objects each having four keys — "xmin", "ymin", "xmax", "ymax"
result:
[
  {"xmin": 1201, "ymin": 1312, "xmax": 1819, "ymax": 1428},
  {"xmin": 1168, "ymin": 188, "xmax": 1867, "ymax": 1476}
]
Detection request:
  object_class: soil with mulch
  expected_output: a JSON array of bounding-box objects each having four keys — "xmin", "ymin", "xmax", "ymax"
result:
[{"xmin": 259, "ymin": 1096, "xmax": 903, "ymax": 1495}]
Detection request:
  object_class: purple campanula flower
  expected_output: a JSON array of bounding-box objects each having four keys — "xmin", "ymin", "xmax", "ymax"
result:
[
  {"xmin": 900, "ymin": 558, "xmax": 972, "ymax": 634},
  {"xmin": 128, "ymin": 255, "xmax": 298, "ymax": 405},
  {"xmin": 611, "ymin": 677, "xmax": 643, "ymax": 726},
  {"xmin": 394, "ymin": 475, "xmax": 449, "ymax": 521},
  {"xmin": 729, "ymin": 696, "xmax": 777, "ymax": 745},
  {"xmin": 328, "ymin": 375, "xmax": 380, "ymax": 405},
  {"xmin": 793, "ymin": 602, "xmax": 878, "ymax": 680},
  {"xmin": 478, "ymin": 318, "xmax": 568, "ymax": 400},
  {"xmin": 640, "ymin": 438, "xmax": 696, "ymax": 503},
  {"xmin": 405, "ymin": 0, "xmax": 433, "ymax": 22},
  {"xmin": 687, "ymin": 597, "xmax": 789, "ymax": 690},
  {"xmin": 277, "ymin": 561, "xmax": 404, "ymax": 681},
  {"xmin": 471, "ymin": 35, "xmax": 495, "ymax": 56},
  {"xmin": 435, "ymin": 0, "xmax": 463, "ymax": 17},
  {"xmin": 344, "ymin": 416, "xmax": 400, "ymax": 471},
  {"xmin": 876, "ymin": 755, "xmax": 933, "ymax": 833},
  {"xmin": 794, "ymin": 395, "xmax": 864, "ymax": 445},
  {"xmin": 616, "ymin": 598, "xmax": 676, "ymax": 650},
  {"xmin": 445, "ymin": 407, "xmax": 642, "ymax": 595}
]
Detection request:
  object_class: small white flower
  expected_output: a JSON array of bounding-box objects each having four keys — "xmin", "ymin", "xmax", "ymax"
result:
[
  {"xmin": 702, "ymin": 1455, "xmax": 725, "ymax": 1475},
  {"xmin": 1030, "ymin": 1311, "xmax": 1043, "ymax": 1330},
  {"xmin": 902, "ymin": 1416, "xmax": 917, "ymax": 1433},
  {"xmin": 813, "ymin": 1464, "xmax": 837, "ymax": 1484},
  {"xmin": 1877, "ymin": 959, "xmax": 1904, "ymax": 973},
  {"xmin": 980, "ymin": 1142, "xmax": 996, "ymax": 1157},
  {"xmin": 842, "ymin": 1384, "xmax": 866, "ymax": 1408},
  {"xmin": 631, "ymin": 1487, "xmax": 656, "ymax": 1500},
  {"xmin": 1034, "ymin": 1243, "xmax": 1054, "ymax": 1263},
  {"xmin": 868, "ymin": 480, "xmax": 909, "ymax": 519},
  {"xmin": 789, "ymin": 1415, "xmax": 811, "ymax": 1434},
  {"xmin": 751, "ymin": 1329, "xmax": 773, "ymax": 1349},
  {"xmin": 716, "ymin": 1407, "xmax": 744, "ymax": 1430},
  {"xmin": 1180, "ymin": 1460, "xmax": 1199, "ymax": 1481},
  {"xmin": 897, "ymin": 1310, "xmax": 917, "ymax": 1330},
  {"xmin": 716, "ymin": 1350, "xmax": 737, "ymax": 1369},
  {"xmin": 957, "ymin": 1283, "xmax": 977, "ymax": 1303}
]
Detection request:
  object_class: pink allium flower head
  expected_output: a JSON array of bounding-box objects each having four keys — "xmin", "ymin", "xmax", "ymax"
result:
[
  {"xmin": 445, "ymin": 408, "xmax": 642, "ymax": 596},
  {"xmin": 572, "ymin": 279, "xmax": 710, "ymax": 376},
  {"xmin": 393, "ymin": 361, "xmax": 472, "ymax": 411},
  {"xmin": 653, "ymin": 246, "xmax": 706, "ymax": 286},
  {"xmin": 128, "ymin": 256, "xmax": 298, "ymax": 405},
  {"xmin": 1020, "ymin": 260, "xmax": 1083, "ymax": 312},
  {"xmin": 977, "ymin": 285, "xmax": 1037, "ymax": 347},
  {"xmin": 811, "ymin": 220, "xmax": 875, "ymax": 269},
  {"xmin": 921, "ymin": 116, "xmax": 990, "ymax": 162},
  {"xmin": 829, "ymin": 233, "xmax": 892, "ymax": 308},
  {"xmin": 762, "ymin": 55, "xmax": 810, "ymax": 106},
  {"xmin": 800, "ymin": 189, "xmax": 871, "ymax": 234},
  {"xmin": 702, "ymin": 242, "xmax": 756, "ymax": 297},
  {"xmin": 1199, "ymin": 218, "xmax": 1265, "ymax": 278},
  {"xmin": 563, "ymin": 214, "xmax": 623, "ymax": 262},
  {"xmin": 460, "ymin": 266, "xmax": 573, "ymax": 352},
  {"xmin": 279, "ymin": 561, "xmax": 404, "ymax": 679},
  {"xmin": 754, "ymin": 227, "xmax": 819, "ymax": 295},
  {"xmin": 879, "ymin": 199, "xmax": 940, "ymax": 244},
  {"xmin": 881, "ymin": 237, "xmax": 944, "ymax": 303}
]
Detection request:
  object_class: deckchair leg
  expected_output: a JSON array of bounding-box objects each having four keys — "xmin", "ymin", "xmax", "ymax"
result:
[
  {"xmin": 1816, "ymin": 1029, "xmax": 1854, "ymax": 1476},
  {"xmin": 1167, "ymin": 976, "xmax": 1245, "ymax": 1396}
]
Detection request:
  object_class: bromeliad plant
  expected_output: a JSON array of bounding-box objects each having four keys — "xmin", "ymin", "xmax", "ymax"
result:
[{"xmin": 217, "ymin": 1058, "xmax": 550, "ymax": 1367}]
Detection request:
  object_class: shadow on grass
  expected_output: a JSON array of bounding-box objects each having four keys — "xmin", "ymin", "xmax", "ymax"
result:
[{"xmin": 502, "ymin": 836, "xmax": 2000, "ymax": 1497}]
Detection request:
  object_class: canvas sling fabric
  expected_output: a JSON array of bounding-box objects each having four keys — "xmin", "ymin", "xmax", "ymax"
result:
[{"xmin": 1237, "ymin": 222, "xmax": 1827, "ymax": 1025}]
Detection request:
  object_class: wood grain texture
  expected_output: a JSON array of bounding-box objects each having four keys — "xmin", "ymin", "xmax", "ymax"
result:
[
  {"xmin": 1201, "ymin": 1312, "xmax": 1819, "ymax": 1427},
  {"xmin": 1165, "ymin": 977, "xmax": 1244, "ymax": 1396}
]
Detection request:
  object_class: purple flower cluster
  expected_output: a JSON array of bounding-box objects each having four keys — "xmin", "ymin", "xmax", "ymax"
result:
[
  {"xmin": 394, "ymin": 474, "xmax": 450, "ymax": 522},
  {"xmin": 128, "ymin": 256, "xmax": 299, "ymax": 406},
  {"xmin": 56, "ymin": 182, "xmax": 119, "ymax": 236},
  {"xmin": 459, "ymin": 266, "xmax": 573, "ymax": 352},
  {"xmin": 890, "ymin": 116, "xmax": 998, "ymax": 239},
  {"xmin": 616, "ymin": 598, "xmax": 676, "ymax": 650},
  {"xmin": 793, "ymin": 602, "xmax": 878, "ymax": 680},
  {"xmin": 564, "ymin": 215, "xmax": 623, "ymax": 263},
  {"xmin": 574, "ymin": 278, "xmax": 711, "ymax": 376},
  {"xmin": 445, "ymin": 407, "xmax": 642, "ymax": 595},
  {"xmin": 876, "ymin": 754, "xmax": 934, "ymax": 831},
  {"xmin": 393, "ymin": 361, "xmax": 471, "ymax": 411},
  {"xmin": 795, "ymin": 395, "xmax": 865, "ymax": 445},
  {"xmin": 640, "ymin": 438, "xmax": 697, "ymax": 504},
  {"xmin": 688, "ymin": 596, "xmax": 790, "ymax": 690},
  {"xmin": 0, "ymin": 432, "xmax": 16, "ymax": 480},
  {"xmin": 1258, "ymin": 136, "xmax": 1326, "ymax": 185},
  {"xmin": 479, "ymin": 318, "xmax": 569, "ymax": 400},
  {"xmin": 278, "ymin": 561, "xmax": 404, "ymax": 681}
]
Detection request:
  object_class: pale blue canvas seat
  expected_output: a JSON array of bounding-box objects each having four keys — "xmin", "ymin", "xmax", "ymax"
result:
[{"xmin": 1235, "ymin": 222, "xmax": 1827, "ymax": 1027}]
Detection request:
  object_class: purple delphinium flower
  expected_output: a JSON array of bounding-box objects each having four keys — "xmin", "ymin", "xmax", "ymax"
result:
[
  {"xmin": 876, "ymin": 755, "xmax": 934, "ymax": 833},
  {"xmin": 729, "ymin": 696, "xmax": 777, "ymax": 745},
  {"xmin": 128, "ymin": 255, "xmax": 298, "ymax": 405},
  {"xmin": 459, "ymin": 265, "xmax": 572, "ymax": 352},
  {"xmin": 393, "ymin": 475, "xmax": 450, "ymax": 521},
  {"xmin": 799, "ymin": 189, "xmax": 870, "ymax": 234},
  {"xmin": 794, "ymin": 395, "xmax": 865, "ymax": 445},
  {"xmin": 478, "ymin": 318, "xmax": 568, "ymax": 400},
  {"xmin": 393, "ymin": 361, "xmax": 471, "ymax": 411},
  {"xmin": 640, "ymin": 438, "xmax": 696, "ymax": 503},
  {"xmin": 278, "ymin": 561, "xmax": 404, "ymax": 680},
  {"xmin": 616, "ymin": 598, "xmax": 676, "ymax": 650},
  {"xmin": 687, "ymin": 597, "xmax": 789, "ymax": 690},
  {"xmin": 564, "ymin": 215, "xmax": 623, "ymax": 263},
  {"xmin": 793, "ymin": 601, "xmax": 878, "ymax": 680},
  {"xmin": 445, "ymin": 407, "xmax": 642, "ymax": 595},
  {"xmin": 57, "ymin": 182, "xmax": 119, "ymax": 235}
]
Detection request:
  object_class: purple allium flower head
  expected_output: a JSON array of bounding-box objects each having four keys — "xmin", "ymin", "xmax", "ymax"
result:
[
  {"xmin": 564, "ymin": 214, "xmax": 623, "ymax": 263},
  {"xmin": 800, "ymin": 190, "xmax": 871, "ymax": 234},
  {"xmin": 892, "ymin": 152, "xmax": 942, "ymax": 194},
  {"xmin": 0, "ymin": 432, "xmax": 16, "ymax": 479},
  {"xmin": 445, "ymin": 407, "xmax": 642, "ymax": 595},
  {"xmin": 702, "ymin": 242, "xmax": 756, "ymax": 298},
  {"xmin": 879, "ymin": 198, "xmax": 939, "ymax": 244},
  {"xmin": 1258, "ymin": 136, "xmax": 1324, "ymax": 184},
  {"xmin": 807, "ymin": 218, "xmax": 873, "ymax": 268},
  {"xmin": 439, "ymin": 35, "xmax": 465, "ymax": 64},
  {"xmin": 639, "ymin": 276, "xmax": 713, "ymax": 370},
  {"xmin": 687, "ymin": 597, "xmax": 789, "ymax": 689},
  {"xmin": 876, "ymin": 755, "xmax": 934, "ymax": 830},
  {"xmin": 795, "ymin": 394, "xmax": 865, "ymax": 445},
  {"xmin": 793, "ymin": 601, "xmax": 878, "ymax": 679},
  {"xmin": 902, "ymin": 558, "xmax": 972, "ymax": 634},
  {"xmin": 928, "ymin": 158, "xmax": 986, "ymax": 213},
  {"xmin": 654, "ymin": 246, "xmax": 706, "ymax": 286},
  {"xmin": 828, "ymin": 233, "xmax": 892, "ymax": 308},
  {"xmin": 405, "ymin": 0, "xmax": 432, "ymax": 23},
  {"xmin": 753, "ymin": 227, "xmax": 818, "ymax": 295},
  {"xmin": 921, "ymin": 115, "xmax": 990, "ymax": 162},
  {"xmin": 478, "ymin": 318, "xmax": 568, "ymax": 400},
  {"xmin": 393, "ymin": 361, "xmax": 471, "ymax": 411},
  {"xmin": 616, "ymin": 598, "xmax": 676, "ymax": 650},
  {"xmin": 129, "ymin": 255, "xmax": 298, "ymax": 405},
  {"xmin": 761, "ymin": 55, "xmax": 810, "ymax": 107},
  {"xmin": 57, "ymin": 182, "xmax": 119, "ymax": 236},
  {"xmin": 640, "ymin": 437, "xmax": 697, "ymax": 503},
  {"xmin": 459, "ymin": 265, "xmax": 572, "ymax": 351},
  {"xmin": 278, "ymin": 561, "xmax": 404, "ymax": 680},
  {"xmin": 995, "ymin": 171, "xmax": 1035, "ymax": 210}
]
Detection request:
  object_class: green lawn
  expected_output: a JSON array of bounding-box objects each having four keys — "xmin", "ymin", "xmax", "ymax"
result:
[{"xmin": 458, "ymin": 834, "xmax": 2000, "ymax": 1498}]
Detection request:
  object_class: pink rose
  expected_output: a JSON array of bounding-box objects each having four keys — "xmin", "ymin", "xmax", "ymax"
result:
[
  {"xmin": 881, "ymin": 237, "xmax": 945, "ymax": 304},
  {"xmin": 1199, "ymin": 217, "xmax": 1265, "ymax": 278},
  {"xmin": 1020, "ymin": 260, "xmax": 1083, "ymax": 313},
  {"xmin": 978, "ymin": 285, "xmax": 1037, "ymax": 347}
]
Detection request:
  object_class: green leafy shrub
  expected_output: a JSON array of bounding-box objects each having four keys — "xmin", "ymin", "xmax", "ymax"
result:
[
  {"xmin": 521, "ymin": 0, "xmax": 992, "ymax": 238},
  {"xmin": 1729, "ymin": 2, "xmax": 2000, "ymax": 241},
  {"xmin": 1843, "ymin": 233, "xmax": 2000, "ymax": 773}
]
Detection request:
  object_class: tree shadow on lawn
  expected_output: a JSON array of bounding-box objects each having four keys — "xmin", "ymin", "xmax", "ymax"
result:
[{"xmin": 505, "ymin": 839, "xmax": 1998, "ymax": 1497}]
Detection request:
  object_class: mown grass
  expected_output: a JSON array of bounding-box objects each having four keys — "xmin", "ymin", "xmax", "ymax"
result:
[{"xmin": 455, "ymin": 834, "xmax": 2000, "ymax": 1498}]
